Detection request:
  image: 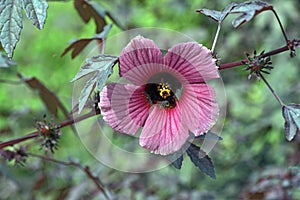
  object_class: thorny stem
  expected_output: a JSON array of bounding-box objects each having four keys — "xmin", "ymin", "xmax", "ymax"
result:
[
  {"xmin": 211, "ymin": 22, "xmax": 221, "ymax": 53},
  {"xmin": 28, "ymin": 153, "xmax": 111, "ymax": 200},
  {"xmin": 259, "ymin": 72, "xmax": 285, "ymax": 106},
  {"xmin": 0, "ymin": 111, "xmax": 98, "ymax": 149}
]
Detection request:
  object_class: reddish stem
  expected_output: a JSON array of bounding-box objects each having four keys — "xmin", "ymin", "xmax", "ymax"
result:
[
  {"xmin": 0, "ymin": 132, "xmax": 38, "ymax": 148},
  {"xmin": 28, "ymin": 153, "xmax": 110, "ymax": 199},
  {"xmin": 219, "ymin": 45, "xmax": 290, "ymax": 70},
  {"xmin": 0, "ymin": 41, "xmax": 298, "ymax": 149},
  {"xmin": 219, "ymin": 60, "xmax": 246, "ymax": 70},
  {"xmin": 0, "ymin": 111, "xmax": 98, "ymax": 149}
]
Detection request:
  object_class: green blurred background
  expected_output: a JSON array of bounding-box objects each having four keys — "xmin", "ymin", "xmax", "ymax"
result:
[{"xmin": 0, "ymin": 0, "xmax": 300, "ymax": 199}]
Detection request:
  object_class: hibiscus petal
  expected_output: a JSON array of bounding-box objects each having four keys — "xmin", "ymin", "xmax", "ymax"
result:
[
  {"xmin": 119, "ymin": 35, "xmax": 164, "ymax": 85},
  {"xmin": 100, "ymin": 83, "xmax": 150, "ymax": 135},
  {"xmin": 164, "ymin": 42, "xmax": 219, "ymax": 83},
  {"xmin": 180, "ymin": 84, "xmax": 219, "ymax": 136},
  {"xmin": 140, "ymin": 106, "xmax": 189, "ymax": 155}
]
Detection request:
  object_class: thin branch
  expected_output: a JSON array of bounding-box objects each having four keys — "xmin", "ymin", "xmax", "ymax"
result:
[
  {"xmin": 0, "ymin": 111, "xmax": 98, "ymax": 149},
  {"xmin": 0, "ymin": 132, "xmax": 38, "ymax": 148},
  {"xmin": 0, "ymin": 79, "xmax": 23, "ymax": 85},
  {"xmin": 60, "ymin": 111, "xmax": 97, "ymax": 128},
  {"xmin": 211, "ymin": 22, "xmax": 221, "ymax": 53},
  {"xmin": 259, "ymin": 72, "xmax": 285, "ymax": 106},
  {"xmin": 28, "ymin": 153, "xmax": 111, "ymax": 200},
  {"xmin": 0, "ymin": 40, "xmax": 298, "ymax": 149},
  {"xmin": 219, "ymin": 60, "xmax": 245, "ymax": 70},
  {"xmin": 259, "ymin": 45, "xmax": 289, "ymax": 58},
  {"xmin": 271, "ymin": 9, "xmax": 289, "ymax": 43},
  {"xmin": 219, "ymin": 44, "xmax": 291, "ymax": 70}
]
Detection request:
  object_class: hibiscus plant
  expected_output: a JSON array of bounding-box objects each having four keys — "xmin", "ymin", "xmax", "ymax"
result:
[{"xmin": 0, "ymin": 0, "xmax": 299, "ymax": 199}]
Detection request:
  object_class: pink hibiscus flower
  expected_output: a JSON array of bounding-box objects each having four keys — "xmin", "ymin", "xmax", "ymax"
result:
[{"xmin": 100, "ymin": 35, "xmax": 219, "ymax": 155}]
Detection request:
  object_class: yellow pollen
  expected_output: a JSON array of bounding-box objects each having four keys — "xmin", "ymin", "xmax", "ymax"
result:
[{"xmin": 158, "ymin": 84, "xmax": 171, "ymax": 99}]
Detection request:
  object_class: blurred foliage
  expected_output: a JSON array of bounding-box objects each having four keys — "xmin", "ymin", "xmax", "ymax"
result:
[{"xmin": 0, "ymin": 0, "xmax": 300, "ymax": 199}]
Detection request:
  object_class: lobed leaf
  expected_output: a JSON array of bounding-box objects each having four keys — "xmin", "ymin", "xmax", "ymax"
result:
[
  {"xmin": 196, "ymin": 2, "xmax": 237, "ymax": 23},
  {"xmin": 0, "ymin": 0, "xmax": 23, "ymax": 58},
  {"xmin": 0, "ymin": 52, "xmax": 17, "ymax": 67},
  {"xmin": 282, "ymin": 104, "xmax": 300, "ymax": 141},
  {"xmin": 229, "ymin": 1, "xmax": 273, "ymax": 28},
  {"xmin": 74, "ymin": 0, "xmax": 107, "ymax": 33},
  {"xmin": 22, "ymin": 0, "xmax": 48, "ymax": 29},
  {"xmin": 197, "ymin": 1, "xmax": 273, "ymax": 28},
  {"xmin": 61, "ymin": 39, "xmax": 94, "ymax": 59},
  {"xmin": 19, "ymin": 74, "xmax": 69, "ymax": 117},
  {"xmin": 106, "ymin": 11, "xmax": 125, "ymax": 30},
  {"xmin": 186, "ymin": 143, "xmax": 216, "ymax": 179},
  {"xmin": 166, "ymin": 150, "xmax": 184, "ymax": 169},
  {"xmin": 72, "ymin": 55, "xmax": 118, "ymax": 113},
  {"xmin": 61, "ymin": 24, "xmax": 112, "ymax": 59},
  {"xmin": 195, "ymin": 131, "xmax": 223, "ymax": 141}
]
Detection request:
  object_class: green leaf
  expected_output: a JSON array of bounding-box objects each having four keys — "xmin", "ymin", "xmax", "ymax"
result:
[
  {"xmin": 229, "ymin": 1, "xmax": 273, "ymax": 28},
  {"xmin": 0, "ymin": 0, "xmax": 23, "ymax": 58},
  {"xmin": 186, "ymin": 143, "xmax": 216, "ymax": 179},
  {"xmin": 74, "ymin": 0, "xmax": 107, "ymax": 33},
  {"xmin": 196, "ymin": 2, "xmax": 237, "ymax": 23},
  {"xmin": 72, "ymin": 55, "xmax": 118, "ymax": 113},
  {"xmin": 61, "ymin": 24, "xmax": 112, "ymax": 59},
  {"xmin": 282, "ymin": 104, "xmax": 300, "ymax": 141},
  {"xmin": 0, "ymin": 52, "xmax": 17, "ymax": 67},
  {"xmin": 22, "ymin": 0, "xmax": 48, "ymax": 29}
]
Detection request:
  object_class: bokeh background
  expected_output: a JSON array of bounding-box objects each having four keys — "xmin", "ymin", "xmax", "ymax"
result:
[{"xmin": 0, "ymin": 0, "xmax": 300, "ymax": 199}]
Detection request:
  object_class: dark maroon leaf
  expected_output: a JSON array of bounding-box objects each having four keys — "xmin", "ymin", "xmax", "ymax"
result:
[
  {"xmin": 74, "ymin": 0, "xmax": 91, "ymax": 23},
  {"xmin": 196, "ymin": 2, "xmax": 237, "ymax": 22},
  {"xmin": 0, "ymin": 126, "xmax": 12, "ymax": 135},
  {"xmin": 0, "ymin": 146, "xmax": 27, "ymax": 165},
  {"xmin": 166, "ymin": 150, "xmax": 184, "ymax": 169},
  {"xmin": 195, "ymin": 131, "xmax": 223, "ymax": 140},
  {"xmin": 0, "ymin": 149, "xmax": 15, "ymax": 161},
  {"xmin": 186, "ymin": 143, "xmax": 216, "ymax": 179},
  {"xmin": 229, "ymin": 1, "xmax": 273, "ymax": 28},
  {"xmin": 282, "ymin": 104, "xmax": 300, "ymax": 141},
  {"xmin": 61, "ymin": 24, "xmax": 112, "ymax": 59},
  {"xmin": 61, "ymin": 38, "xmax": 93, "ymax": 59},
  {"xmin": 74, "ymin": 0, "xmax": 123, "ymax": 32},
  {"xmin": 172, "ymin": 155, "xmax": 183, "ymax": 169},
  {"xmin": 74, "ymin": 0, "xmax": 107, "ymax": 33},
  {"xmin": 18, "ymin": 74, "xmax": 69, "ymax": 117}
]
